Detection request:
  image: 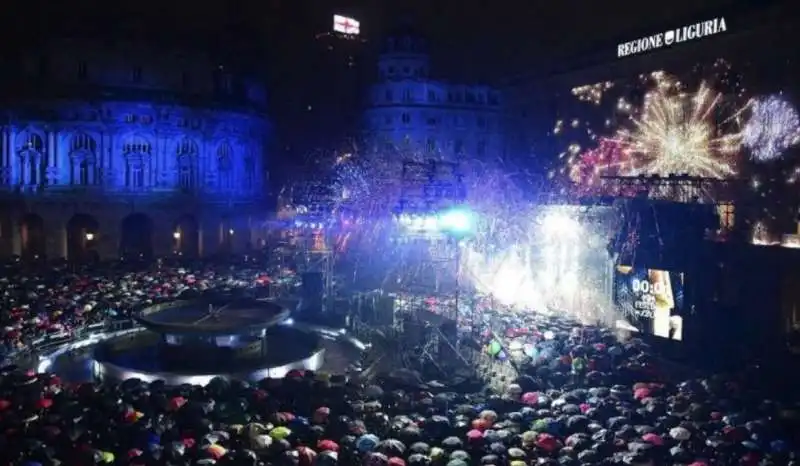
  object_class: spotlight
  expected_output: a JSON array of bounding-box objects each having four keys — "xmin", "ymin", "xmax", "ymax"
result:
[{"xmin": 438, "ymin": 208, "xmax": 474, "ymax": 234}]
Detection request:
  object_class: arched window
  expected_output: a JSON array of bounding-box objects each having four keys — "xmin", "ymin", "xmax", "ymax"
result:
[
  {"xmin": 69, "ymin": 133, "xmax": 98, "ymax": 186},
  {"xmin": 176, "ymin": 139, "xmax": 198, "ymax": 191},
  {"xmin": 17, "ymin": 132, "xmax": 45, "ymax": 186},
  {"xmin": 217, "ymin": 143, "xmax": 233, "ymax": 191},
  {"xmin": 123, "ymin": 135, "xmax": 152, "ymax": 189}
]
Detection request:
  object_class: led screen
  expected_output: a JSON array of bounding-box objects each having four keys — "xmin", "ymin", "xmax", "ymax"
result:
[
  {"xmin": 613, "ymin": 266, "xmax": 685, "ymax": 340},
  {"xmin": 544, "ymin": 54, "xmax": 800, "ymax": 238}
]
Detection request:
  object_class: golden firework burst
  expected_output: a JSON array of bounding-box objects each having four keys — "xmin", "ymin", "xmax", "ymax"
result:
[{"xmin": 612, "ymin": 81, "xmax": 745, "ymax": 178}]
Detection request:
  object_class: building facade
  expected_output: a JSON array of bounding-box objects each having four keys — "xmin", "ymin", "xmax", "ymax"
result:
[
  {"xmin": 362, "ymin": 30, "xmax": 503, "ymax": 160},
  {"xmin": 501, "ymin": 3, "xmax": 797, "ymax": 176},
  {"xmin": 0, "ymin": 39, "xmax": 271, "ymax": 260}
]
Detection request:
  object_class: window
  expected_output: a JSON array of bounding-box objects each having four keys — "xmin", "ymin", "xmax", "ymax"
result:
[
  {"xmin": 427, "ymin": 90, "xmax": 437, "ymax": 102},
  {"xmin": 128, "ymin": 163, "xmax": 144, "ymax": 188},
  {"xmin": 402, "ymin": 89, "xmax": 412, "ymax": 102},
  {"xmin": 178, "ymin": 163, "xmax": 193, "ymax": 190},
  {"xmin": 79, "ymin": 159, "xmax": 91, "ymax": 186},
  {"xmin": 388, "ymin": 66, "xmax": 395, "ymax": 75},
  {"xmin": 176, "ymin": 139, "xmax": 197, "ymax": 191},
  {"xmin": 385, "ymin": 89, "xmax": 393, "ymax": 102},
  {"xmin": 69, "ymin": 133, "xmax": 98, "ymax": 186},
  {"xmin": 489, "ymin": 94, "xmax": 499, "ymax": 105},
  {"xmin": 426, "ymin": 138, "xmax": 436, "ymax": 153},
  {"xmin": 401, "ymin": 113, "xmax": 410, "ymax": 124},
  {"xmin": 477, "ymin": 117, "xmax": 486, "ymax": 129},
  {"xmin": 477, "ymin": 141, "xmax": 486, "ymax": 156},
  {"xmin": 426, "ymin": 117, "xmax": 436, "ymax": 126},
  {"xmin": 454, "ymin": 140, "xmax": 464, "ymax": 155},
  {"xmin": 77, "ymin": 61, "xmax": 88, "ymax": 80},
  {"xmin": 384, "ymin": 116, "xmax": 392, "ymax": 125},
  {"xmin": 403, "ymin": 66, "xmax": 410, "ymax": 74},
  {"xmin": 132, "ymin": 66, "xmax": 143, "ymax": 83}
]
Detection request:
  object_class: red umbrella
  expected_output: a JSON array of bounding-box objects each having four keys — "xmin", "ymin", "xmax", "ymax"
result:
[
  {"xmin": 168, "ymin": 397, "xmax": 187, "ymax": 411},
  {"xmin": 317, "ymin": 439, "xmax": 339, "ymax": 452}
]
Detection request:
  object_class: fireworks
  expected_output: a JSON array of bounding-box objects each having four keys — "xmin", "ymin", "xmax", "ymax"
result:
[
  {"xmin": 568, "ymin": 139, "xmax": 630, "ymax": 190},
  {"xmin": 571, "ymin": 81, "xmax": 615, "ymax": 105},
  {"xmin": 743, "ymin": 95, "xmax": 800, "ymax": 162},
  {"xmin": 614, "ymin": 82, "xmax": 742, "ymax": 178}
]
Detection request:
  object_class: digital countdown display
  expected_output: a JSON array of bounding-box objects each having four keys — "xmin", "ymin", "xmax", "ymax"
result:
[{"xmin": 614, "ymin": 266, "xmax": 685, "ymax": 340}]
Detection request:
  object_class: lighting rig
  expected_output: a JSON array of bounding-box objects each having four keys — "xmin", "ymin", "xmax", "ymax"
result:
[
  {"xmin": 290, "ymin": 182, "xmax": 336, "ymax": 313},
  {"xmin": 390, "ymin": 159, "xmax": 475, "ymax": 376},
  {"xmin": 598, "ymin": 174, "xmax": 745, "ymax": 265}
]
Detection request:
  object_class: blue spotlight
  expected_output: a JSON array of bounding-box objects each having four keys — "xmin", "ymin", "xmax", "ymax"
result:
[{"xmin": 439, "ymin": 207, "xmax": 475, "ymax": 236}]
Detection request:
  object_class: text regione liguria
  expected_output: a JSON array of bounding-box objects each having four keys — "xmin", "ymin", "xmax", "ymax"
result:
[{"xmin": 617, "ymin": 17, "xmax": 727, "ymax": 58}]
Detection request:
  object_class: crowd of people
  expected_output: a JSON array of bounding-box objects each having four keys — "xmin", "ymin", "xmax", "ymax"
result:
[{"xmin": 1, "ymin": 258, "xmax": 799, "ymax": 466}]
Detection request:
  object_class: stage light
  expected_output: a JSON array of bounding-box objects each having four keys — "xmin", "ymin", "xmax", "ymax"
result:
[{"xmin": 439, "ymin": 208, "xmax": 474, "ymax": 234}]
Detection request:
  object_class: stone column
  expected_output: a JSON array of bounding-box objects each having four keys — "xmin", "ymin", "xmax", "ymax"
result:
[
  {"xmin": 8, "ymin": 129, "xmax": 16, "ymax": 185},
  {"xmin": 11, "ymin": 218, "xmax": 22, "ymax": 256},
  {"xmin": 47, "ymin": 131, "xmax": 55, "ymax": 167},
  {"xmin": 2, "ymin": 130, "xmax": 8, "ymax": 168}
]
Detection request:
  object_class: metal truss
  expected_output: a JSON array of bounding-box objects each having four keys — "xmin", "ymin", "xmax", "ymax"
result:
[
  {"xmin": 297, "ymin": 232, "xmax": 335, "ymax": 313},
  {"xmin": 388, "ymin": 159, "xmax": 472, "ymax": 376},
  {"xmin": 598, "ymin": 175, "xmax": 743, "ymax": 204}
]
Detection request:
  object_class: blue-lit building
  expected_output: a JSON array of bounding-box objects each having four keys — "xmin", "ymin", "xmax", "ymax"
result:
[
  {"xmin": 0, "ymin": 39, "xmax": 271, "ymax": 260},
  {"xmin": 362, "ymin": 29, "xmax": 503, "ymax": 160}
]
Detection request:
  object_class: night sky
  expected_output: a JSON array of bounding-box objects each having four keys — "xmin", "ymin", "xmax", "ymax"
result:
[{"xmin": 6, "ymin": 0, "xmax": 778, "ymax": 80}]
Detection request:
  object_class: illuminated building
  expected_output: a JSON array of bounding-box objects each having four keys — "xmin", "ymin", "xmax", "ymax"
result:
[
  {"xmin": 502, "ymin": 4, "xmax": 798, "ymax": 176},
  {"xmin": 0, "ymin": 39, "xmax": 270, "ymax": 260},
  {"xmin": 363, "ymin": 27, "xmax": 503, "ymax": 160}
]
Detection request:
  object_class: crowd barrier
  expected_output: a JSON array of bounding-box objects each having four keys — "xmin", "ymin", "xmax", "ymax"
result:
[{"xmin": 3, "ymin": 318, "xmax": 147, "ymax": 368}]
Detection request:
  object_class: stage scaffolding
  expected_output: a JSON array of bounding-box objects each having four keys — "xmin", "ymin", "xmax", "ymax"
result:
[
  {"xmin": 386, "ymin": 159, "xmax": 473, "ymax": 376},
  {"xmin": 282, "ymin": 180, "xmax": 336, "ymax": 312}
]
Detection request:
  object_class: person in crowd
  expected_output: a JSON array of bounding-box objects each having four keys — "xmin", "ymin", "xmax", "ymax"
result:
[{"xmin": 1, "ymin": 258, "xmax": 799, "ymax": 466}]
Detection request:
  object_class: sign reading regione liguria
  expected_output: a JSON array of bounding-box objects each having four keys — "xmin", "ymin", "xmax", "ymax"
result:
[{"xmin": 617, "ymin": 17, "xmax": 727, "ymax": 58}]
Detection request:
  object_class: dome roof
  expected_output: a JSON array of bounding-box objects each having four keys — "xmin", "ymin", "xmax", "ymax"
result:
[{"xmin": 382, "ymin": 20, "xmax": 428, "ymax": 55}]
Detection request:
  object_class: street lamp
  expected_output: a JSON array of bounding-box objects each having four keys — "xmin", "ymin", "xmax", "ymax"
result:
[
  {"xmin": 173, "ymin": 231, "xmax": 181, "ymax": 240},
  {"xmin": 84, "ymin": 232, "xmax": 95, "ymax": 241},
  {"xmin": 228, "ymin": 228, "xmax": 234, "ymax": 235}
]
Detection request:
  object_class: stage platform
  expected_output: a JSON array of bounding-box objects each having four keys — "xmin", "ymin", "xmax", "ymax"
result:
[{"xmin": 32, "ymin": 295, "xmax": 367, "ymax": 386}]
